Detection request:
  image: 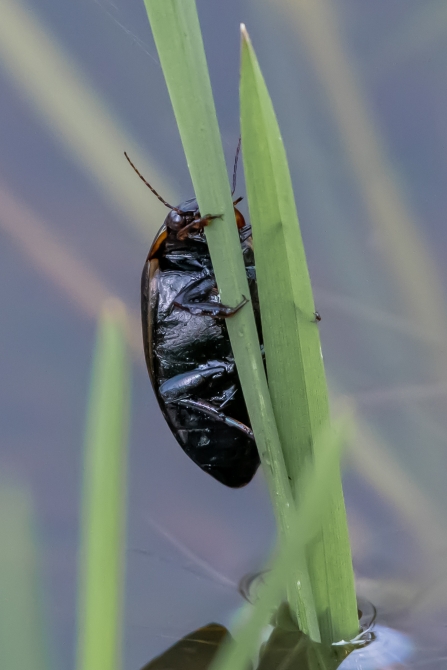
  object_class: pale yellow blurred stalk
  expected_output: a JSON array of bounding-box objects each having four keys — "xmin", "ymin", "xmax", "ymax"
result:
[{"xmin": 0, "ymin": 0, "xmax": 176, "ymax": 241}]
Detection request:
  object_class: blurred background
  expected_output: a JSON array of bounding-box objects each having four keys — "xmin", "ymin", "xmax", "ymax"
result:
[{"xmin": 1, "ymin": 0, "xmax": 447, "ymax": 667}]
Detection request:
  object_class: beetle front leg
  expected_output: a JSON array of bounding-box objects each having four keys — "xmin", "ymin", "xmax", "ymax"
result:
[
  {"xmin": 173, "ymin": 274, "xmax": 248, "ymax": 318},
  {"xmin": 176, "ymin": 213, "xmax": 222, "ymax": 240}
]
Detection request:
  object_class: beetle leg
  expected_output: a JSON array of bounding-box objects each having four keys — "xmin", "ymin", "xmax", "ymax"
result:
[
  {"xmin": 172, "ymin": 398, "xmax": 254, "ymax": 440},
  {"xmin": 176, "ymin": 213, "xmax": 222, "ymax": 240},
  {"xmin": 173, "ymin": 275, "xmax": 248, "ymax": 318},
  {"xmin": 175, "ymin": 295, "xmax": 248, "ymax": 318},
  {"xmin": 174, "ymin": 273, "xmax": 215, "ymax": 302},
  {"xmin": 159, "ymin": 362, "xmax": 234, "ymax": 403},
  {"xmin": 159, "ymin": 363, "xmax": 253, "ymax": 439},
  {"xmin": 239, "ymin": 224, "xmax": 253, "ymax": 243}
]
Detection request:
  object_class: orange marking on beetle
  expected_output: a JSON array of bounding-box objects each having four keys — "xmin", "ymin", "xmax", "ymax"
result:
[
  {"xmin": 148, "ymin": 228, "xmax": 168, "ymax": 260},
  {"xmin": 234, "ymin": 207, "xmax": 245, "ymax": 230}
]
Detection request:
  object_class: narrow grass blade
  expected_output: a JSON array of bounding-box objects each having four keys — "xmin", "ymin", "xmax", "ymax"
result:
[
  {"xmin": 240, "ymin": 26, "xmax": 358, "ymax": 644},
  {"xmin": 210, "ymin": 419, "xmax": 351, "ymax": 670},
  {"xmin": 0, "ymin": 483, "xmax": 52, "ymax": 670},
  {"xmin": 76, "ymin": 299, "xmax": 130, "ymax": 670},
  {"xmin": 142, "ymin": 0, "xmax": 304, "ymax": 614}
]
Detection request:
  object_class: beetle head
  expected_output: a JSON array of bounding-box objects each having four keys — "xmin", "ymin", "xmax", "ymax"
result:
[
  {"xmin": 166, "ymin": 197, "xmax": 245, "ymax": 239},
  {"xmin": 164, "ymin": 198, "xmax": 199, "ymax": 236},
  {"xmin": 125, "ymin": 151, "xmax": 246, "ymax": 236}
]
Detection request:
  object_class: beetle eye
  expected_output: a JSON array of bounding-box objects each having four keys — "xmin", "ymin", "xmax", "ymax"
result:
[{"xmin": 167, "ymin": 211, "xmax": 184, "ymax": 231}]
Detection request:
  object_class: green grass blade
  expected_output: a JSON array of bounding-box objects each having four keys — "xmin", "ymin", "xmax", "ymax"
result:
[
  {"xmin": 0, "ymin": 483, "xmax": 52, "ymax": 670},
  {"xmin": 142, "ymin": 0, "xmax": 304, "ymax": 609},
  {"xmin": 76, "ymin": 300, "xmax": 130, "ymax": 670},
  {"xmin": 240, "ymin": 26, "xmax": 358, "ymax": 644},
  {"xmin": 210, "ymin": 418, "xmax": 351, "ymax": 670}
]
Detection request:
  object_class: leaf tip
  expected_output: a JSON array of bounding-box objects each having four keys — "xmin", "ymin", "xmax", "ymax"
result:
[{"xmin": 240, "ymin": 23, "xmax": 250, "ymax": 43}]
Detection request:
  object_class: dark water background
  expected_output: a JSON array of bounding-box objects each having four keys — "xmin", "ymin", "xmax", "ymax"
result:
[{"xmin": 1, "ymin": 0, "xmax": 447, "ymax": 667}]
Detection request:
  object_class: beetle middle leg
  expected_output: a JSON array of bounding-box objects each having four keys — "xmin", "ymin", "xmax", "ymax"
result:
[
  {"xmin": 173, "ymin": 274, "xmax": 248, "ymax": 318},
  {"xmin": 159, "ymin": 361, "xmax": 234, "ymax": 402}
]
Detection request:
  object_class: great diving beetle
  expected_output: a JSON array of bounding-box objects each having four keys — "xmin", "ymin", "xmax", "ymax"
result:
[{"xmin": 126, "ymin": 146, "xmax": 261, "ymax": 487}]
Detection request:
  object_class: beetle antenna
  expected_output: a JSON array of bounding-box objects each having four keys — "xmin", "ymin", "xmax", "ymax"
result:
[
  {"xmin": 124, "ymin": 152, "xmax": 179, "ymax": 211},
  {"xmin": 231, "ymin": 136, "xmax": 241, "ymax": 196}
]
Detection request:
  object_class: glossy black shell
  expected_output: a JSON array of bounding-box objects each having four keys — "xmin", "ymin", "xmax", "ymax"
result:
[{"xmin": 141, "ymin": 198, "xmax": 261, "ymax": 487}]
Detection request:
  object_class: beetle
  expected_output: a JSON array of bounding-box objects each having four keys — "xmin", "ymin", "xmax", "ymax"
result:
[{"xmin": 125, "ymin": 147, "xmax": 261, "ymax": 487}]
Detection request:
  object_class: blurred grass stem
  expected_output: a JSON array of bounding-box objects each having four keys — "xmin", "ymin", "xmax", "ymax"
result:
[
  {"xmin": 76, "ymin": 300, "xmax": 130, "ymax": 670},
  {"xmin": 0, "ymin": 484, "xmax": 52, "ymax": 670}
]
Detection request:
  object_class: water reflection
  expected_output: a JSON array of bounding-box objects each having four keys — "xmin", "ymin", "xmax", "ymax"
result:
[{"xmin": 339, "ymin": 625, "xmax": 413, "ymax": 670}]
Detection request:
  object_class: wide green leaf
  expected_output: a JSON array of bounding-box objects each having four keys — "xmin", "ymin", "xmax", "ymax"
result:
[{"xmin": 240, "ymin": 26, "xmax": 358, "ymax": 644}]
